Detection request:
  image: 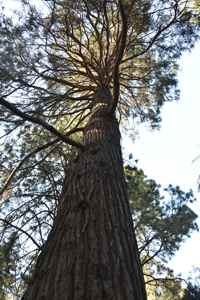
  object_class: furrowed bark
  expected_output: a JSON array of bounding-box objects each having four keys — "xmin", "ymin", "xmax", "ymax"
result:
[{"xmin": 22, "ymin": 88, "xmax": 147, "ymax": 300}]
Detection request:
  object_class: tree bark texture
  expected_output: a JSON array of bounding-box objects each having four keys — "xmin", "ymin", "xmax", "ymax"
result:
[{"xmin": 22, "ymin": 88, "xmax": 147, "ymax": 300}]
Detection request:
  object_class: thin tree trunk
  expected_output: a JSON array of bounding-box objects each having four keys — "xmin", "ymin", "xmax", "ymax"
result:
[{"xmin": 22, "ymin": 88, "xmax": 147, "ymax": 300}]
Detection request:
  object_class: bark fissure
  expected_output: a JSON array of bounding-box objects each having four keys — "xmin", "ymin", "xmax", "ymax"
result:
[{"xmin": 22, "ymin": 88, "xmax": 147, "ymax": 300}]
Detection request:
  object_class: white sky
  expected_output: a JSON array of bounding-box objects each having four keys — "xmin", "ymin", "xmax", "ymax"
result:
[
  {"xmin": 123, "ymin": 41, "xmax": 200, "ymax": 279},
  {"xmin": 2, "ymin": 0, "xmax": 200, "ymax": 283}
]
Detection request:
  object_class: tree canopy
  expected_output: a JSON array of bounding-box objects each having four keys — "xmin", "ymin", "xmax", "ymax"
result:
[{"xmin": 0, "ymin": 0, "xmax": 199, "ymax": 133}]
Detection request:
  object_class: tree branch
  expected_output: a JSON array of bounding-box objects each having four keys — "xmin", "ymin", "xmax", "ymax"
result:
[
  {"xmin": 138, "ymin": 233, "xmax": 158, "ymax": 254},
  {"xmin": 0, "ymin": 97, "xmax": 85, "ymax": 151},
  {"xmin": 0, "ymin": 218, "xmax": 42, "ymax": 250},
  {"xmin": 122, "ymin": 2, "xmax": 180, "ymax": 64},
  {"xmin": 141, "ymin": 240, "xmax": 164, "ymax": 266},
  {"xmin": 144, "ymin": 273, "xmax": 187, "ymax": 285},
  {"xmin": 108, "ymin": 0, "xmax": 127, "ymax": 116}
]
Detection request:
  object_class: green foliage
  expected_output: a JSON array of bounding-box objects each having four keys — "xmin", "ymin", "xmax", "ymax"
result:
[
  {"xmin": 125, "ymin": 165, "xmax": 199, "ymax": 298},
  {"xmin": 147, "ymin": 272, "xmax": 183, "ymax": 299},
  {"xmin": 0, "ymin": 234, "xmax": 23, "ymax": 300},
  {"xmin": 191, "ymin": 0, "xmax": 200, "ymax": 26},
  {"xmin": 182, "ymin": 282, "xmax": 200, "ymax": 300}
]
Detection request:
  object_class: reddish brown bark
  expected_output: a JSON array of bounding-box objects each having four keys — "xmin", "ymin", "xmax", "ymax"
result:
[{"xmin": 22, "ymin": 88, "xmax": 147, "ymax": 300}]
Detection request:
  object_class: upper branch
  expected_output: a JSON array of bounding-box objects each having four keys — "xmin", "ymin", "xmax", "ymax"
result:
[{"xmin": 122, "ymin": 1, "xmax": 181, "ymax": 64}]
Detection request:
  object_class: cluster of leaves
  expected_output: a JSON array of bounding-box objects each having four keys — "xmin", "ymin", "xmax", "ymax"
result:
[
  {"xmin": 0, "ymin": 234, "xmax": 20, "ymax": 300},
  {"xmin": 125, "ymin": 165, "xmax": 199, "ymax": 298},
  {"xmin": 146, "ymin": 277, "xmax": 200, "ymax": 300},
  {"xmin": 182, "ymin": 282, "xmax": 200, "ymax": 300},
  {"xmin": 182, "ymin": 267, "xmax": 200, "ymax": 300},
  {"xmin": 192, "ymin": 0, "xmax": 200, "ymax": 26}
]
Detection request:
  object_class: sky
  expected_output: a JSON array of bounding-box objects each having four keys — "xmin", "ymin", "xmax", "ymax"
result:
[
  {"xmin": 123, "ymin": 41, "xmax": 200, "ymax": 280},
  {"xmin": 2, "ymin": 0, "xmax": 200, "ymax": 284}
]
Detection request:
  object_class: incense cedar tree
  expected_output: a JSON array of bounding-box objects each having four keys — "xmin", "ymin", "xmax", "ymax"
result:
[{"xmin": 0, "ymin": 0, "xmax": 199, "ymax": 299}]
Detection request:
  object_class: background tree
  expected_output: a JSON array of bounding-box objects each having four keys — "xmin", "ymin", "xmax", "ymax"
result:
[
  {"xmin": 181, "ymin": 267, "xmax": 200, "ymax": 300},
  {"xmin": 0, "ymin": 0, "xmax": 199, "ymax": 299},
  {"xmin": 125, "ymin": 165, "xmax": 198, "ymax": 298},
  {"xmin": 182, "ymin": 283, "xmax": 200, "ymax": 300}
]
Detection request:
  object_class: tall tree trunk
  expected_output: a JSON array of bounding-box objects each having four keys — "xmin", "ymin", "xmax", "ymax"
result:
[{"xmin": 22, "ymin": 88, "xmax": 147, "ymax": 300}]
